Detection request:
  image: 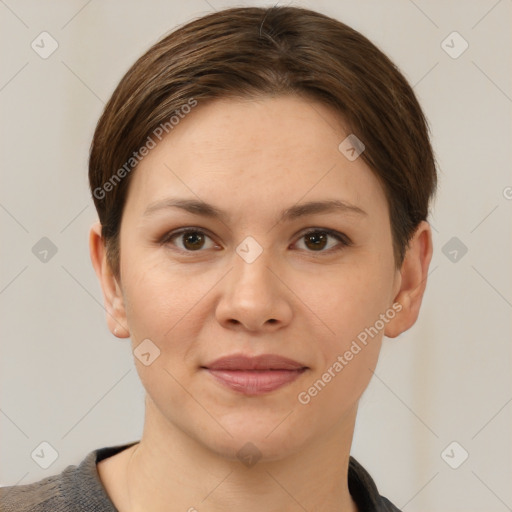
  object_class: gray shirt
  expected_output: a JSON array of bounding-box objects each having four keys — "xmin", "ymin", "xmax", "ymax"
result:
[{"xmin": 0, "ymin": 442, "xmax": 402, "ymax": 511}]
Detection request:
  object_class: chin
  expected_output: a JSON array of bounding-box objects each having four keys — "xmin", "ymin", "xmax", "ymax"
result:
[{"xmin": 194, "ymin": 419, "xmax": 311, "ymax": 464}]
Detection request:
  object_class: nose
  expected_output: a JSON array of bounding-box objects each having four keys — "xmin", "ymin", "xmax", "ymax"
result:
[{"xmin": 215, "ymin": 249, "xmax": 293, "ymax": 333}]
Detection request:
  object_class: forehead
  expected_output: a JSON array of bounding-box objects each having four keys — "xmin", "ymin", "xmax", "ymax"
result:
[{"xmin": 123, "ymin": 95, "xmax": 388, "ymax": 219}]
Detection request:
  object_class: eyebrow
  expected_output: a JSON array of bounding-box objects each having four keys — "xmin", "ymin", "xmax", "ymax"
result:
[{"xmin": 143, "ymin": 197, "xmax": 367, "ymax": 223}]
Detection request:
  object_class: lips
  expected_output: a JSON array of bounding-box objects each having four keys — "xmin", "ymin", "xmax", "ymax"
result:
[
  {"xmin": 201, "ymin": 354, "xmax": 308, "ymax": 396},
  {"xmin": 204, "ymin": 354, "xmax": 307, "ymax": 371}
]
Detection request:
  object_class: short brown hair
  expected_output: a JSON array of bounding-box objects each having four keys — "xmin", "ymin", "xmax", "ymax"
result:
[{"xmin": 89, "ymin": 6, "xmax": 437, "ymax": 280}]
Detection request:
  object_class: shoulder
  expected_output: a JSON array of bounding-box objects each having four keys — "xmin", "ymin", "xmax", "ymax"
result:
[
  {"xmin": 0, "ymin": 442, "xmax": 137, "ymax": 512},
  {"xmin": 0, "ymin": 473, "xmax": 65, "ymax": 512},
  {"xmin": 348, "ymin": 456, "xmax": 402, "ymax": 512}
]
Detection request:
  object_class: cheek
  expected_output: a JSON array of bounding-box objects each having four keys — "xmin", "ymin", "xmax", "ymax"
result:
[
  {"xmin": 121, "ymin": 260, "xmax": 207, "ymax": 412},
  {"xmin": 120, "ymin": 253, "xmax": 219, "ymax": 366},
  {"xmin": 297, "ymin": 339, "xmax": 382, "ymax": 426},
  {"xmin": 120, "ymin": 251, "xmax": 187, "ymax": 342},
  {"xmin": 315, "ymin": 259, "xmax": 395, "ymax": 347},
  {"xmin": 297, "ymin": 264, "xmax": 389, "ymax": 414}
]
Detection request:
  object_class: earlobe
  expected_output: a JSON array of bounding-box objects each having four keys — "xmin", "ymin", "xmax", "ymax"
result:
[
  {"xmin": 89, "ymin": 221, "xmax": 130, "ymax": 338},
  {"xmin": 384, "ymin": 221, "xmax": 433, "ymax": 339}
]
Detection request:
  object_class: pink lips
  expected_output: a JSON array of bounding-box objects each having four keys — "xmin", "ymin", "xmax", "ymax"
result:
[{"xmin": 202, "ymin": 354, "xmax": 308, "ymax": 396}]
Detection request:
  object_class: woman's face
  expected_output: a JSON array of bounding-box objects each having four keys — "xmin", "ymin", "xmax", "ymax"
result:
[{"xmin": 114, "ymin": 95, "xmax": 403, "ymax": 459}]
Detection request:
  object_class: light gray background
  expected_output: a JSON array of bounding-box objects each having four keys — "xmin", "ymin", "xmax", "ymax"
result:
[{"xmin": 1, "ymin": 1, "xmax": 511, "ymax": 511}]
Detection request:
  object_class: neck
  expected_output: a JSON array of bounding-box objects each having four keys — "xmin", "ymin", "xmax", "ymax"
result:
[{"xmin": 119, "ymin": 399, "xmax": 359, "ymax": 512}]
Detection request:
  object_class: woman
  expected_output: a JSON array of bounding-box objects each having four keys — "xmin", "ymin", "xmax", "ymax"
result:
[{"xmin": 1, "ymin": 6, "xmax": 436, "ymax": 511}]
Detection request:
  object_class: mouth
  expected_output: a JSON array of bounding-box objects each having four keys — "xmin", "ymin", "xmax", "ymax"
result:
[{"xmin": 201, "ymin": 354, "xmax": 309, "ymax": 396}]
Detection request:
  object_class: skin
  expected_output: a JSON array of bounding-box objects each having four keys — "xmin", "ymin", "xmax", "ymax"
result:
[{"xmin": 90, "ymin": 94, "xmax": 433, "ymax": 512}]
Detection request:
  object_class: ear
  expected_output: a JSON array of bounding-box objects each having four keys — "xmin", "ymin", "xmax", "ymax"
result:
[
  {"xmin": 384, "ymin": 221, "xmax": 433, "ymax": 338},
  {"xmin": 89, "ymin": 221, "xmax": 130, "ymax": 338}
]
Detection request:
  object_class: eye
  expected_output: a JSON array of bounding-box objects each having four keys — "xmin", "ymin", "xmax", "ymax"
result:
[
  {"xmin": 294, "ymin": 229, "xmax": 351, "ymax": 253},
  {"xmin": 160, "ymin": 227, "xmax": 352, "ymax": 254},
  {"xmin": 161, "ymin": 228, "xmax": 218, "ymax": 252}
]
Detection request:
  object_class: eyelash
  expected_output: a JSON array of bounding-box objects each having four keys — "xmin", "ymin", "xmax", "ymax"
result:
[{"xmin": 159, "ymin": 227, "xmax": 352, "ymax": 256}]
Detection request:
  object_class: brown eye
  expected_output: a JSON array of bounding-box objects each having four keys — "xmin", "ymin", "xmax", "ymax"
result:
[
  {"xmin": 304, "ymin": 232, "xmax": 328, "ymax": 251},
  {"xmin": 182, "ymin": 231, "xmax": 206, "ymax": 250},
  {"xmin": 295, "ymin": 229, "xmax": 351, "ymax": 253},
  {"xmin": 162, "ymin": 229, "xmax": 217, "ymax": 252}
]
